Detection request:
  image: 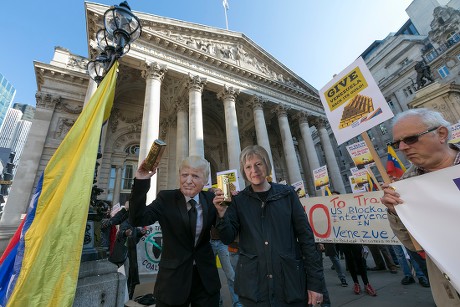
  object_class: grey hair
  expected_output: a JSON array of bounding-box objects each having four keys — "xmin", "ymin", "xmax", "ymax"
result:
[
  {"xmin": 239, "ymin": 145, "xmax": 272, "ymax": 181},
  {"xmin": 392, "ymin": 108, "xmax": 452, "ymax": 138},
  {"xmin": 179, "ymin": 156, "xmax": 210, "ymax": 180}
]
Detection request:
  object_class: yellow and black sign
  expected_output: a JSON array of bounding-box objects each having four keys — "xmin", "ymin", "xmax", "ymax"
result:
[
  {"xmin": 324, "ymin": 67, "xmax": 368, "ymax": 112},
  {"xmin": 0, "ymin": 180, "xmax": 12, "ymax": 185}
]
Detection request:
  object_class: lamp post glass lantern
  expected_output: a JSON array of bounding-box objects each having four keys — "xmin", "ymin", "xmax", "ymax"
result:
[
  {"xmin": 87, "ymin": 1, "xmax": 141, "ymax": 84},
  {"xmin": 104, "ymin": 1, "xmax": 141, "ymax": 55}
]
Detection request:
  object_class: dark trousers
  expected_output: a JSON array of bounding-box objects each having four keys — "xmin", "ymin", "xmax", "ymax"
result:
[
  {"xmin": 342, "ymin": 244, "xmax": 369, "ymax": 285},
  {"xmin": 155, "ymin": 266, "xmax": 220, "ymax": 307},
  {"xmin": 367, "ymin": 244, "xmax": 397, "ymax": 270}
]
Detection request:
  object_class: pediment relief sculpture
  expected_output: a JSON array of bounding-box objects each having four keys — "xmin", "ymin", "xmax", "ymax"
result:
[{"xmin": 143, "ymin": 26, "xmax": 307, "ymax": 92}]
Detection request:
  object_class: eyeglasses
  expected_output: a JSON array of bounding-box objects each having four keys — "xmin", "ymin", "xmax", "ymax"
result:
[{"xmin": 390, "ymin": 126, "xmax": 439, "ymax": 149}]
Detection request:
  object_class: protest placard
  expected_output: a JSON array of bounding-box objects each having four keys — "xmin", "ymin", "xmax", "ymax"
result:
[
  {"xmin": 313, "ymin": 165, "xmax": 329, "ymax": 190},
  {"xmin": 301, "ymin": 192, "xmax": 400, "ymax": 245},
  {"xmin": 292, "ymin": 180, "xmax": 308, "ymax": 198},
  {"xmin": 318, "ymin": 57, "xmax": 394, "ymax": 145},
  {"xmin": 392, "ymin": 164, "xmax": 460, "ymax": 293},
  {"xmin": 349, "ymin": 176, "xmax": 367, "ymax": 193},
  {"xmin": 346, "ymin": 140, "xmax": 375, "ymax": 169},
  {"xmin": 449, "ymin": 122, "xmax": 460, "ymax": 143},
  {"xmin": 350, "ymin": 167, "xmax": 369, "ymax": 190}
]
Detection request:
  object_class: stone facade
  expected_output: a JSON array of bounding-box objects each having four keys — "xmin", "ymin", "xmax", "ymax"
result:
[{"xmin": 0, "ymin": 3, "xmax": 347, "ymax": 242}]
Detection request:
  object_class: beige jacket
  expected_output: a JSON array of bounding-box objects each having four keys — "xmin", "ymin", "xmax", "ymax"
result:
[{"xmin": 388, "ymin": 206, "xmax": 460, "ymax": 306}]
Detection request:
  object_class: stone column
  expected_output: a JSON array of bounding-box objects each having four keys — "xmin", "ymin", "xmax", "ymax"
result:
[
  {"xmin": 248, "ymin": 96, "xmax": 276, "ymax": 182},
  {"xmin": 296, "ymin": 137, "xmax": 315, "ymax": 196},
  {"xmin": 112, "ymin": 166, "xmax": 123, "ymax": 205},
  {"xmin": 0, "ymin": 93, "xmax": 60, "ymax": 228},
  {"xmin": 140, "ymin": 62, "xmax": 167, "ymax": 202},
  {"xmin": 83, "ymin": 79, "xmax": 98, "ymax": 106},
  {"xmin": 187, "ymin": 74, "xmax": 207, "ymax": 158},
  {"xmin": 297, "ymin": 112, "xmax": 321, "ymax": 195},
  {"xmin": 175, "ymin": 98, "xmax": 189, "ymax": 179},
  {"xmin": 314, "ymin": 117, "xmax": 346, "ymax": 194},
  {"xmin": 83, "ymin": 47, "xmax": 99, "ymax": 107},
  {"xmin": 217, "ymin": 85, "xmax": 244, "ymax": 186},
  {"xmin": 111, "ymin": 152, "xmax": 127, "ymax": 205},
  {"xmin": 273, "ymin": 105, "xmax": 302, "ymax": 185}
]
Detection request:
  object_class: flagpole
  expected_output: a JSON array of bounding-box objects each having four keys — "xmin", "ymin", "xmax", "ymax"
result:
[{"xmin": 223, "ymin": 0, "xmax": 229, "ymax": 30}]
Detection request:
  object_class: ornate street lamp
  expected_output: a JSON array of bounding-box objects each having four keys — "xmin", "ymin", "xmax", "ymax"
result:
[
  {"xmin": 87, "ymin": 1, "xmax": 141, "ymax": 84},
  {"xmin": 83, "ymin": 1, "xmax": 142, "ymax": 261}
]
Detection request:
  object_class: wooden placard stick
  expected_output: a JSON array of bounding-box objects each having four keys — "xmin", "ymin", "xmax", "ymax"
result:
[{"xmin": 361, "ymin": 132, "xmax": 391, "ymax": 184}]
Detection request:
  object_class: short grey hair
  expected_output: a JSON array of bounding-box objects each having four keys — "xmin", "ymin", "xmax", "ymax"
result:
[
  {"xmin": 392, "ymin": 108, "xmax": 452, "ymax": 138},
  {"xmin": 179, "ymin": 156, "xmax": 210, "ymax": 180},
  {"xmin": 239, "ymin": 145, "xmax": 272, "ymax": 181}
]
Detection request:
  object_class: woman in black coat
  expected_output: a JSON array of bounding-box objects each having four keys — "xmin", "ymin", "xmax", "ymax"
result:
[{"xmin": 214, "ymin": 145, "xmax": 325, "ymax": 306}]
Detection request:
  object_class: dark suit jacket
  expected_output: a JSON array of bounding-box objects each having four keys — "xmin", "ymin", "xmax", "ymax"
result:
[{"xmin": 129, "ymin": 178, "xmax": 221, "ymax": 305}]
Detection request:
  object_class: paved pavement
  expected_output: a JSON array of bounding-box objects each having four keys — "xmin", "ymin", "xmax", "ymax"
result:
[
  {"xmin": 219, "ymin": 254, "xmax": 435, "ymax": 307},
  {"xmin": 130, "ymin": 252, "xmax": 435, "ymax": 306}
]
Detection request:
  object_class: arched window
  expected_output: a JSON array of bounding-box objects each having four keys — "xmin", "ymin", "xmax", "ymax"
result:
[{"xmin": 121, "ymin": 144, "xmax": 140, "ymax": 192}]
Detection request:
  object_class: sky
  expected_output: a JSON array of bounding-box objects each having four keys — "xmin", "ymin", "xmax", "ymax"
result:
[{"xmin": 1, "ymin": 0, "xmax": 413, "ymax": 106}]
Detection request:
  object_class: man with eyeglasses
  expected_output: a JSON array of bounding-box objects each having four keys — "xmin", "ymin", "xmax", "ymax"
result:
[{"xmin": 381, "ymin": 108, "xmax": 460, "ymax": 306}]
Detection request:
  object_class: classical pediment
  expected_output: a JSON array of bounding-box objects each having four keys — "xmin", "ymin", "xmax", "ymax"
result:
[{"xmin": 85, "ymin": 2, "xmax": 319, "ymax": 101}]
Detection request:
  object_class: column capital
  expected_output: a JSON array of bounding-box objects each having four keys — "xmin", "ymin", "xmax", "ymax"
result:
[
  {"xmin": 247, "ymin": 95, "xmax": 268, "ymax": 110},
  {"xmin": 311, "ymin": 116, "xmax": 328, "ymax": 129},
  {"xmin": 217, "ymin": 85, "xmax": 240, "ymax": 102},
  {"xmin": 272, "ymin": 104, "xmax": 291, "ymax": 118},
  {"xmin": 141, "ymin": 61, "xmax": 168, "ymax": 81},
  {"xmin": 174, "ymin": 98, "xmax": 188, "ymax": 112},
  {"xmin": 187, "ymin": 73, "xmax": 207, "ymax": 92},
  {"xmin": 35, "ymin": 92, "xmax": 61, "ymax": 110}
]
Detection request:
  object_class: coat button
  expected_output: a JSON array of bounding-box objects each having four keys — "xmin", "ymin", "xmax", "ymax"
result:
[
  {"xmin": 267, "ymin": 274, "xmax": 273, "ymax": 278},
  {"xmin": 265, "ymin": 241, "xmax": 268, "ymax": 245}
]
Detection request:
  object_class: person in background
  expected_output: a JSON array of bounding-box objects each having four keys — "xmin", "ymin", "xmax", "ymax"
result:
[
  {"xmin": 129, "ymin": 156, "xmax": 221, "ymax": 307},
  {"xmin": 330, "ymin": 191, "xmax": 377, "ymax": 297},
  {"xmin": 319, "ymin": 243, "xmax": 348, "ymax": 287},
  {"xmin": 213, "ymin": 145, "xmax": 324, "ymax": 306},
  {"xmin": 367, "ymin": 245, "xmax": 398, "ymax": 274},
  {"xmin": 208, "ymin": 186, "xmax": 242, "ymax": 307},
  {"xmin": 381, "ymin": 108, "xmax": 460, "ymax": 306},
  {"xmin": 210, "ymin": 225, "xmax": 242, "ymax": 307},
  {"xmin": 392, "ymin": 244, "xmax": 430, "ymax": 288},
  {"xmin": 102, "ymin": 201, "xmax": 145, "ymax": 299}
]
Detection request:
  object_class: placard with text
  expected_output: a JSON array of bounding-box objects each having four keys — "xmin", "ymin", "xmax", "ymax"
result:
[
  {"xmin": 319, "ymin": 57, "xmax": 394, "ymax": 145},
  {"xmin": 301, "ymin": 192, "xmax": 400, "ymax": 245}
]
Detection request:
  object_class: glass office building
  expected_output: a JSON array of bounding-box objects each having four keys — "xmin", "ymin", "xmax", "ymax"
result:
[{"xmin": 0, "ymin": 73, "xmax": 16, "ymax": 131}]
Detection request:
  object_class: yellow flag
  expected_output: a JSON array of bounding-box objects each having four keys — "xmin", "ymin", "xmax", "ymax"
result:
[{"xmin": 7, "ymin": 62, "xmax": 118, "ymax": 306}]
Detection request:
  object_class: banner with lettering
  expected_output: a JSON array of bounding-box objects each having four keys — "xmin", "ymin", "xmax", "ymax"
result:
[
  {"xmin": 319, "ymin": 57, "xmax": 394, "ymax": 145},
  {"xmin": 137, "ymin": 223, "xmax": 162, "ymax": 275},
  {"xmin": 301, "ymin": 192, "xmax": 400, "ymax": 245},
  {"xmin": 392, "ymin": 164, "xmax": 460, "ymax": 293}
]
